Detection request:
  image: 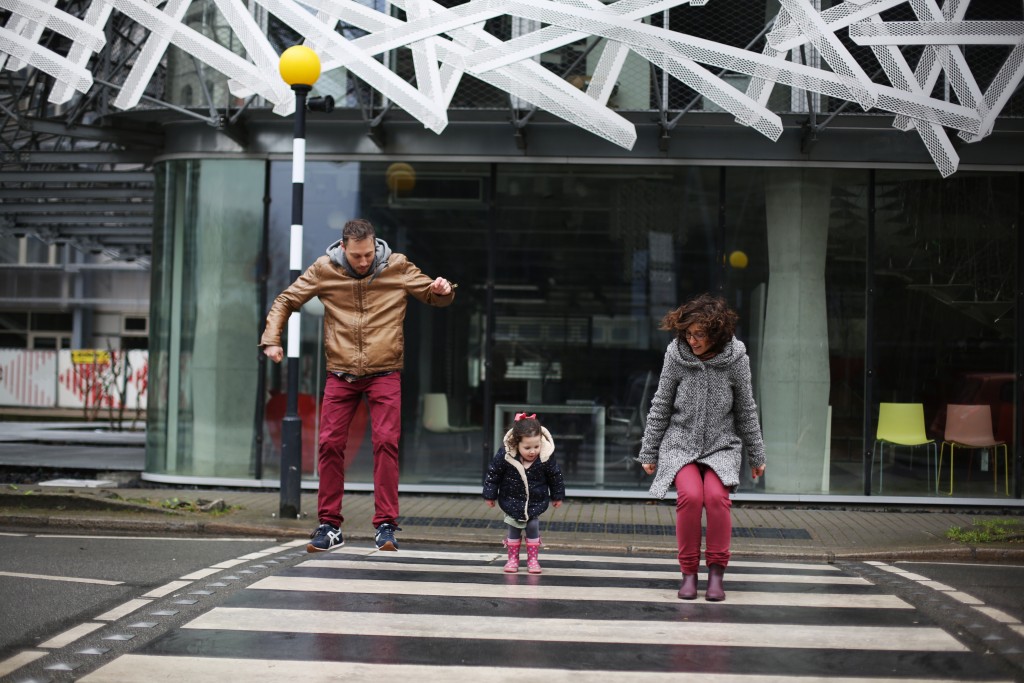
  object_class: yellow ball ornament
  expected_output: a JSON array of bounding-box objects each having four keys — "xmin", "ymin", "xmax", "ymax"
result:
[
  {"xmin": 386, "ymin": 162, "xmax": 416, "ymax": 193},
  {"xmin": 728, "ymin": 250, "xmax": 749, "ymax": 269},
  {"xmin": 279, "ymin": 45, "xmax": 321, "ymax": 87}
]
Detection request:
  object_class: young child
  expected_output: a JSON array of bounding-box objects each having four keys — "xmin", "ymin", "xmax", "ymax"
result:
[{"xmin": 483, "ymin": 413, "xmax": 565, "ymax": 574}]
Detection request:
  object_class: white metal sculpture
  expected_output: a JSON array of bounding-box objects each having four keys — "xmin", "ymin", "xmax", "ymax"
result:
[{"xmin": 1, "ymin": 0, "xmax": 1021, "ymax": 175}]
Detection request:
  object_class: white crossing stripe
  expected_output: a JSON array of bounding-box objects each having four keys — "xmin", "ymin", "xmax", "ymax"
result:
[
  {"xmin": 142, "ymin": 580, "xmax": 192, "ymax": 598},
  {"xmin": 38, "ymin": 622, "xmax": 105, "ymax": 649},
  {"xmin": 184, "ymin": 606, "xmax": 965, "ymax": 652},
  {"xmin": 95, "ymin": 598, "xmax": 151, "ymax": 621},
  {"xmin": 250, "ymin": 575, "xmax": 911, "ymax": 609},
  {"xmin": 371, "ymin": 549, "xmax": 840, "ymax": 571},
  {"xmin": 0, "ymin": 571, "xmax": 123, "ymax": 586},
  {"xmin": 0, "ymin": 651, "xmax": 47, "ymax": 678},
  {"xmin": 77, "ymin": 655, "xmax": 993, "ymax": 683},
  {"xmin": 77, "ymin": 550, "xmax": 1009, "ymax": 683},
  {"xmin": 299, "ymin": 559, "xmax": 867, "ymax": 584}
]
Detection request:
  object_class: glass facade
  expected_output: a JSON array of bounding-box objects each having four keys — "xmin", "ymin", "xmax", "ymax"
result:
[
  {"xmin": 148, "ymin": 158, "xmax": 1020, "ymax": 500},
  {"xmin": 147, "ymin": 158, "xmax": 267, "ymax": 480}
]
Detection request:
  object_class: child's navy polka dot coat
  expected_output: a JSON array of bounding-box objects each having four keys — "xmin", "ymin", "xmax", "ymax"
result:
[{"xmin": 482, "ymin": 426, "xmax": 565, "ymax": 523}]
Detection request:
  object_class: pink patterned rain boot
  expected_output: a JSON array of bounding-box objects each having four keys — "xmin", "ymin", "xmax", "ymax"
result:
[
  {"xmin": 526, "ymin": 538, "xmax": 542, "ymax": 574},
  {"xmin": 502, "ymin": 538, "xmax": 521, "ymax": 573}
]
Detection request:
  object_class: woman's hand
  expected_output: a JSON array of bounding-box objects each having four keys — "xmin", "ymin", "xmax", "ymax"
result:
[
  {"xmin": 751, "ymin": 464, "xmax": 766, "ymax": 481},
  {"xmin": 484, "ymin": 499, "xmax": 495, "ymax": 508},
  {"xmin": 641, "ymin": 463, "xmax": 656, "ymax": 475}
]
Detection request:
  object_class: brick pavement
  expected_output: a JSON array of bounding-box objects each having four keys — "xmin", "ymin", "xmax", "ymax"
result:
[{"xmin": 3, "ymin": 486, "xmax": 1023, "ymax": 563}]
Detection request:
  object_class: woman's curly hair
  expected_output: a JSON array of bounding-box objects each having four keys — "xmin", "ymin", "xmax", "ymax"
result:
[{"xmin": 660, "ymin": 293, "xmax": 739, "ymax": 354}]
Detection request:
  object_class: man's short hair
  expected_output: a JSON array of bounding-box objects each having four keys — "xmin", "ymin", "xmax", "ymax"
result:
[{"xmin": 342, "ymin": 219, "xmax": 375, "ymax": 244}]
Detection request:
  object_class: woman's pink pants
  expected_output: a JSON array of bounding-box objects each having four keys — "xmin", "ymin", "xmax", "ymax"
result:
[{"xmin": 674, "ymin": 463, "xmax": 731, "ymax": 574}]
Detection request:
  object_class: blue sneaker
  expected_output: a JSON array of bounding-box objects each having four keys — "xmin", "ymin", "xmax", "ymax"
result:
[
  {"xmin": 374, "ymin": 522, "xmax": 401, "ymax": 551},
  {"xmin": 307, "ymin": 523, "xmax": 344, "ymax": 553}
]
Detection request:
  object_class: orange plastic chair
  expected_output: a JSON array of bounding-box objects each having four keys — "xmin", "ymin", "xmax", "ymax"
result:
[
  {"xmin": 872, "ymin": 403, "xmax": 936, "ymax": 493},
  {"xmin": 938, "ymin": 404, "xmax": 1009, "ymax": 496}
]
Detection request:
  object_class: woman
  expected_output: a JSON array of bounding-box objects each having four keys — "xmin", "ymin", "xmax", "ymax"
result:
[{"xmin": 637, "ymin": 293, "xmax": 766, "ymax": 602}]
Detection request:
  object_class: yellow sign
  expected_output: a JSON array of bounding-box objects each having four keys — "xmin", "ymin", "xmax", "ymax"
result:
[{"xmin": 72, "ymin": 350, "xmax": 111, "ymax": 365}]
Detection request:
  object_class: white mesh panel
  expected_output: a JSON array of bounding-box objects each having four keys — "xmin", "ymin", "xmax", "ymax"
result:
[{"xmin": 0, "ymin": 0, "xmax": 1020, "ymax": 175}]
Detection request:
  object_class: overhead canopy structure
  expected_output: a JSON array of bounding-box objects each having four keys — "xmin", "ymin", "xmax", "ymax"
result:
[{"xmin": 1, "ymin": 0, "xmax": 1022, "ymax": 262}]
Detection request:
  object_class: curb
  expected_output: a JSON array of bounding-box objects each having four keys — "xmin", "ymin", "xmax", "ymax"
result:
[{"xmin": 5, "ymin": 511, "xmax": 1024, "ymax": 564}]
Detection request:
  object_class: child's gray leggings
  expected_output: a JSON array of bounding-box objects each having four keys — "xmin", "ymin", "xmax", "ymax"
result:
[{"xmin": 507, "ymin": 519, "xmax": 540, "ymax": 540}]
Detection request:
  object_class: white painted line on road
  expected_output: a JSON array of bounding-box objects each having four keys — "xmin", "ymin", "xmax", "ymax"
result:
[
  {"xmin": 973, "ymin": 605, "xmax": 1018, "ymax": 624},
  {"xmin": 344, "ymin": 549, "xmax": 839, "ymax": 572},
  {"xmin": 39, "ymin": 622, "xmax": 104, "ymax": 649},
  {"xmin": 916, "ymin": 580, "xmax": 955, "ymax": 591},
  {"xmin": 79, "ymin": 655, "xmax": 998, "ymax": 683},
  {"xmin": 143, "ymin": 580, "xmax": 192, "ymax": 598},
  {"xmin": 880, "ymin": 561, "xmax": 1022, "ymax": 628},
  {"xmin": 185, "ymin": 607, "xmax": 967, "ymax": 652},
  {"xmin": 0, "ymin": 571, "xmax": 123, "ymax": 586},
  {"xmin": 39, "ymin": 535, "xmax": 276, "ymax": 541},
  {"xmin": 900, "ymin": 560, "xmax": 1024, "ymax": 569},
  {"xmin": 249, "ymin": 576, "xmax": 913, "ymax": 609},
  {"xmin": 95, "ymin": 598, "xmax": 151, "ymax": 621},
  {"xmin": 280, "ymin": 539, "xmax": 309, "ymax": 549},
  {"xmin": 180, "ymin": 567, "xmax": 223, "ymax": 580},
  {"xmin": 0, "ymin": 532, "xmax": 28, "ymax": 536},
  {"xmin": 210, "ymin": 559, "xmax": 247, "ymax": 569},
  {"xmin": 0, "ymin": 650, "xmax": 46, "ymax": 678},
  {"xmin": 1009, "ymin": 624, "xmax": 1024, "ymax": 637},
  {"xmin": 298, "ymin": 560, "xmax": 868, "ymax": 584},
  {"xmin": 947, "ymin": 591, "xmax": 985, "ymax": 605}
]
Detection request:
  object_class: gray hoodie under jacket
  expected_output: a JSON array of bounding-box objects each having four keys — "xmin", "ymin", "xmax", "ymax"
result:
[{"xmin": 636, "ymin": 336, "xmax": 766, "ymax": 498}]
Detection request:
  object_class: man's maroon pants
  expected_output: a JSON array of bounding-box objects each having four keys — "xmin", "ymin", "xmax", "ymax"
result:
[{"xmin": 316, "ymin": 372, "xmax": 401, "ymax": 528}]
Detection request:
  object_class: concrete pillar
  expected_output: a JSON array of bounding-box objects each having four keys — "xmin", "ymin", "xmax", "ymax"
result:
[{"xmin": 760, "ymin": 168, "xmax": 832, "ymax": 493}]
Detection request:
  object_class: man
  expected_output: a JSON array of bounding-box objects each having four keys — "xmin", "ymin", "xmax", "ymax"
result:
[{"xmin": 261, "ymin": 218, "xmax": 454, "ymax": 552}]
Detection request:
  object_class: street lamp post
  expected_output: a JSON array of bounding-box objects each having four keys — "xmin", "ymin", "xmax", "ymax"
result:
[{"xmin": 277, "ymin": 45, "xmax": 324, "ymax": 520}]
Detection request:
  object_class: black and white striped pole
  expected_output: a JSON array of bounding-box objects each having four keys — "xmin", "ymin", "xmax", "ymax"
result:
[{"xmin": 277, "ymin": 46, "xmax": 322, "ymax": 520}]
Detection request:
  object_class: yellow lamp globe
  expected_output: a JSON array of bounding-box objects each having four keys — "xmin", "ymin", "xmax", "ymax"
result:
[
  {"xmin": 386, "ymin": 162, "xmax": 416, "ymax": 193},
  {"xmin": 728, "ymin": 250, "xmax": 749, "ymax": 269},
  {"xmin": 279, "ymin": 45, "xmax": 321, "ymax": 87}
]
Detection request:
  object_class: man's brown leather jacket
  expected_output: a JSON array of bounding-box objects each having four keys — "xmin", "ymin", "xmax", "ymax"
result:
[{"xmin": 260, "ymin": 252, "xmax": 454, "ymax": 376}]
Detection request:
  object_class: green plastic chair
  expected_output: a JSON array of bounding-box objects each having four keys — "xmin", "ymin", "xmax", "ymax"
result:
[{"xmin": 872, "ymin": 403, "xmax": 937, "ymax": 493}]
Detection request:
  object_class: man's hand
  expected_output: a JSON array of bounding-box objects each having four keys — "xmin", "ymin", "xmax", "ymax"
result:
[
  {"xmin": 263, "ymin": 345, "xmax": 284, "ymax": 363},
  {"xmin": 430, "ymin": 277, "xmax": 453, "ymax": 296},
  {"xmin": 642, "ymin": 463, "xmax": 656, "ymax": 475}
]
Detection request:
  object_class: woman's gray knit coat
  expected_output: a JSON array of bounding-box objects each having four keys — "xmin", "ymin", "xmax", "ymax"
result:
[{"xmin": 636, "ymin": 336, "xmax": 766, "ymax": 499}]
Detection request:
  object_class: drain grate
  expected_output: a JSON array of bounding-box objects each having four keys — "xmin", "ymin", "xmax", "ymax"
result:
[{"xmin": 400, "ymin": 516, "xmax": 810, "ymax": 539}]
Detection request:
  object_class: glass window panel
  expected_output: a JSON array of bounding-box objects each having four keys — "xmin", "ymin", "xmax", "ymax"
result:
[{"xmin": 873, "ymin": 170, "xmax": 1017, "ymax": 498}]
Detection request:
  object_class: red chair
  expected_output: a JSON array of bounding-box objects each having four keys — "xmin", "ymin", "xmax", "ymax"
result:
[{"xmin": 938, "ymin": 404, "xmax": 1008, "ymax": 496}]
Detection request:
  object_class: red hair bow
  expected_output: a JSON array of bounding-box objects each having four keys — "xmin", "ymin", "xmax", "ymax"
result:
[{"xmin": 514, "ymin": 412, "xmax": 536, "ymax": 421}]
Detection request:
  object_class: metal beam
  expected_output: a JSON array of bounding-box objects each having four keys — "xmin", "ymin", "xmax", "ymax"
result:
[
  {"xmin": 18, "ymin": 119, "xmax": 163, "ymax": 147},
  {"xmin": 0, "ymin": 172, "xmax": 154, "ymax": 182},
  {"xmin": 0, "ymin": 203, "xmax": 152, "ymax": 214},
  {"xmin": 0, "ymin": 188, "xmax": 150, "ymax": 199},
  {"xmin": 13, "ymin": 215, "xmax": 152, "ymax": 225},
  {"xmin": 0, "ymin": 151, "xmax": 154, "ymax": 164}
]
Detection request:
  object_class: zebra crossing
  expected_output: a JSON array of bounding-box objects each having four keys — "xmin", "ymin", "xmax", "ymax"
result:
[{"xmin": 78, "ymin": 547, "xmax": 1016, "ymax": 682}]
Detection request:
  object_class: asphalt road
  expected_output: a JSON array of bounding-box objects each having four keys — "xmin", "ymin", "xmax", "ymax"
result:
[
  {"xmin": 3, "ymin": 534, "xmax": 1024, "ymax": 682},
  {"xmin": 0, "ymin": 532, "xmax": 289, "ymax": 657}
]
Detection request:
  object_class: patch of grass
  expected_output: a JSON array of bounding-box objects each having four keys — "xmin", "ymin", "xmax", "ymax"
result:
[
  {"xmin": 946, "ymin": 518, "xmax": 1024, "ymax": 544},
  {"xmin": 160, "ymin": 497, "xmax": 239, "ymax": 516}
]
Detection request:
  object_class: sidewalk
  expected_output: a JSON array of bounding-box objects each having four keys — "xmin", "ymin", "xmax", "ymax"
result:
[
  {"xmin": 0, "ymin": 421, "xmax": 1023, "ymax": 563},
  {"xmin": 2, "ymin": 484, "xmax": 1022, "ymax": 563}
]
